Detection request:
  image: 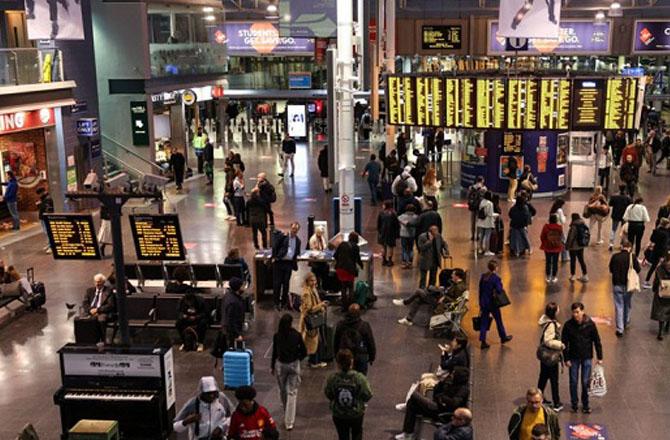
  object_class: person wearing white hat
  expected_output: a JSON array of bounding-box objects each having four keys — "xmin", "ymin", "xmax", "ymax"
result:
[{"xmin": 173, "ymin": 376, "xmax": 234, "ymax": 440}]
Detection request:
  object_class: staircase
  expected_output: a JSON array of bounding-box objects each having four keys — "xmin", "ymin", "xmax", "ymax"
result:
[{"xmin": 100, "ymin": 135, "xmax": 170, "ymax": 193}]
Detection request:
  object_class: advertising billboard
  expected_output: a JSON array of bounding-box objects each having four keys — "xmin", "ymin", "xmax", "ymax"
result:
[
  {"xmin": 497, "ymin": 0, "xmax": 561, "ymax": 39},
  {"xmin": 279, "ymin": 0, "xmax": 337, "ymax": 38},
  {"xmin": 489, "ymin": 20, "xmax": 611, "ymax": 55},
  {"xmin": 25, "ymin": 0, "xmax": 84, "ymax": 40},
  {"xmin": 287, "ymin": 105, "xmax": 307, "ymax": 138},
  {"xmin": 633, "ymin": 20, "xmax": 670, "ymax": 53},
  {"xmin": 209, "ymin": 22, "xmax": 315, "ymax": 56}
]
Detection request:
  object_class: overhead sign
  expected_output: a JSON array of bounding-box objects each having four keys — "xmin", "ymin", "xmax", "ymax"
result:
[
  {"xmin": 633, "ymin": 20, "xmax": 670, "ymax": 53},
  {"xmin": 129, "ymin": 101, "xmax": 149, "ymax": 146},
  {"xmin": 421, "ymin": 25, "xmax": 462, "ymax": 50},
  {"xmin": 287, "ymin": 105, "xmax": 307, "ymax": 138},
  {"xmin": 571, "ymin": 79, "xmax": 605, "ymax": 131},
  {"xmin": 505, "ymin": 37, "xmax": 528, "ymax": 51},
  {"xmin": 210, "ymin": 22, "xmax": 315, "ymax": 55},
  {"xmin": 0, "ymin": 108, "xmax": 54, "ymax": 134},
  {"xmin": 129, "ymin": 214, "xmax": 186, "ymax": 260},
  {"xmin": 278, "ymin": 0, "xmax": 337, "ymax": 38},
  {"xmin": 76, "ymin": 118, "xmax": 99, "ymax": 137},
  {"xmin": 182, "ymin": 90, "xmax": 197, "ymax": 106},
  {"xmin": 497, "ymin": 0, "xmax": 561, "ymax": 39},
  {"xmin": 489, "ymin": 20, "xmax": 611, "ymax": 55},
  {"xmin": 44, "ymin": 214, "xmax": 101, "ymax": 260},
  {"xmin": 288, "ymin": 72, "xmax": 312, "ymax": 89},
  {"xmin": 25, "ymin": 0, "xmax": 84, "ymax": 40}
]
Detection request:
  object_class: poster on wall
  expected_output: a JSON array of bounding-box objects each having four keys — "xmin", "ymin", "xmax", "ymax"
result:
[
  {"xmin": 633, "ymin": 21, "xmax": 670, "ymax": 53},
  {"xmin": 503, "ymin": 132, "xmax": 523, "ymax": 154},
  {"xmin": 287, "ymin": 105, "xmax": 307, "ymax": 138},
  {"xmin": 497, "ymin": 0, "xmax": 561, "ymax": 39},
  {"xmin": 210, "ymin": 22, "xmax": 315, "ymax": 56},
  {"xmin": 499, "ymin": 155, "xmax": 524, "ymax": 180},
  {"xmin": 4, "ymin": 142, "xmax": 43, "ymax": 189},
  {"xmin": 279, "ymin": 0, "xmax": 337, "ymax": 38},
  {"xmin": 557, "ymin": 135, "xmax": 569, "ymax": 168},
  {"xmin": 537, "ymin": 136, "xmax": 549, "ymax": 173},
  {"xmin": 25, "ymin": 0, "xmax": 85, "ymax": 40}
]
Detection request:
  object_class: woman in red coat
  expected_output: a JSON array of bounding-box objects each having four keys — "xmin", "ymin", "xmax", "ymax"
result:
[{"xmin": 540, "ymin": 214, "xmax": 564, "ymax": 283}]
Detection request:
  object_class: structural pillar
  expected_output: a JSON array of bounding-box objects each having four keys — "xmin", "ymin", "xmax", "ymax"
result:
[{"xmin": 384, "ymin": 0, "xmax": 396, "ymax": 151}]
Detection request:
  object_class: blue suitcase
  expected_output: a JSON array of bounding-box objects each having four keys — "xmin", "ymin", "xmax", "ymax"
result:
[{"xmin": 223, "ymin": 342, "xmax": 254, "ymax": 389}]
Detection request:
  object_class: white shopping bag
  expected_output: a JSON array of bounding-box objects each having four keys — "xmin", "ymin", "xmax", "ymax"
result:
[{"xmin": 588, "ymin": 364, "xmax": 607, "ymax": 397}]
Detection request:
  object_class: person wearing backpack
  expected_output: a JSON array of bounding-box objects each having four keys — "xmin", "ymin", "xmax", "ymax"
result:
[
  {"xmin": 467, "ymin": 176, "xmax": 487, "ymax": 241},
  {"xmin": 565, "ymin": 213, "xmax": 589, "ymax": 282},
  {"xmin": 392, "ymin": 166, "xmax": 417, "ymax": 197},
  {"xmin": 476, "ymin": 191, "xmax": 496, "ymax": 256},
  {"xmin": 324, "ymin": 349, "xmax": 373, "ymax": 440},
  {"xmin": 540, "ymin": 215, "xmax": 564, "ymax": 283},
  {"xmin": 536, "ymin": 303, "xmax": 565, "ymax": 412},
  {"xmin": 334, "ymin": 304, "xmax": 376, "ymax": 375}
]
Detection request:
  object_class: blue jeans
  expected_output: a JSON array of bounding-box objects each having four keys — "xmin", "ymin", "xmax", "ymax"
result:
[
  {"xmin": 569, "ymin": 358, "xmax": 592, "ymax": 409},
  {"xmin": 478, "ymin": 227, "xmax": 492, "ymax": 252},
  {"xmin": 610, "ymin": 219, "xmax": 621, "ymax": 245},
  {"xmin": 6, "ymin": 201, "xmax": 19, "ymax": 229},
  {"xmin": 400, "ymin": 237, "xmax": 414, "ymax": 263},
  {"xmin": 368, "ymin": 180, "xmax": 379, "ymax": 204},
  {"xmin": 479, "ymin": 307, "xmax": 508, "ymax": 342},
  {"xmin": 613, "ymin": 285, "xmax": 632, "ymax": 333}
]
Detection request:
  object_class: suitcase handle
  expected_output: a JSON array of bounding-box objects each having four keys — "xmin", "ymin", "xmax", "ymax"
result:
[
  {"xmin": 27, "ymin": 267, "xmax": 35, "ymax": 284},
  {"xmin": 234, "ymin": 338, "xmax": 246, "ymax": 351},
  {"xmin": 442, "ymin": 256, "xmax": 453, "ymax": 269}
]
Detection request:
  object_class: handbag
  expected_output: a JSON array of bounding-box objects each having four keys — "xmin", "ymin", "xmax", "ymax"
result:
[
  {"xmin": 492, "ymin": 287, "xmax": 511, "ymax": 308},
  {"xmin": 305, "ymin": 311, "xmax": 326, "ymax": 330},
  {"xmin": 535, "ymin": 322, "xmax": 562, "ymax": 367},
  {"xmin": 627, "ymin": 252, "xmax": 641, "ymax": 293},
  {"xmin": 472, "ymin": 314, "xmax": 492, "ymax": 332},
  {"xmin": 659, "ymin": 279, "xmax": 670, "ymax": 298}
]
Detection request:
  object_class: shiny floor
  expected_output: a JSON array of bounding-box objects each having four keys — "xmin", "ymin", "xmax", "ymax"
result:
[{"xmin": 1, "ymin": 137, "xmax": 669, "ymax": 440}]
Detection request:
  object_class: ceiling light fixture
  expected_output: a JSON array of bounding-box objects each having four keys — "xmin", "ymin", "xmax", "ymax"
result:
[
  {"xmin": 267, "ymin": 4, "xmax": 278, "ymax": 13},
  {"xmin": 204, "ymin": 15, "xmax": 216, "ymax": 21},
  {"xmin": 203, "ymin": 7, "xmax": 214, "ymax": 13},
  {"xmin": 609, "ymin": 2, "xmax": 623, "ymax": 17},
  {"xmin": 595, "ymin": 10, "xmax": 606, "ymax": 23}
]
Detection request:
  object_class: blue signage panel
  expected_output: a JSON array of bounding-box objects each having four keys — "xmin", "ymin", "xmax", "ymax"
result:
[
  {"xmin": 633, "ymin": 20, "xmax": 670, "ymax": 53},
  {"xmin": 288, "ymin": 73, "xmax": 312, "ymax": 89},
  {"xmin": 76, "ymin": 118, "xmax": 98, "ymax": 136}
]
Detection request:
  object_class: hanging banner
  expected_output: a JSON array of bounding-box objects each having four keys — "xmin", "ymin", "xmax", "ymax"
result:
[
  {"xmin": 497, "ymin": 0, "xmax": 561, "ymax": 39},
  {"xmin": 25, "ymin": 0, "xmax": 84, "ymax": 40},
  {"xmin": 210, "ymin": 22, "xmax": 315, "ymax": 56},
  {"xmin": 278, "ymin": 0, "xmax": 337, "ymax": 38}
]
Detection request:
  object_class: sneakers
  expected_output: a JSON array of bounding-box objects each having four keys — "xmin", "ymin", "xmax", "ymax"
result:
[
  {"xmin": 392, "ymin": 299, "xmax": 405, "ymax": 306},
  {"xmin": 582, "ymin": 407, "xmax": 592, "ymax": 414},
  {"xmin": 551, "ymin": 277, "xmax": 558, "ymax": 283},
  {"xmin": 480, "ymin": 341, "xmax": 490, "ymax": 349},
  {"xmin": 643, "ymin": 281, "xmax": 653, "ymax": 290},
  {"xmin": 398, "ymin": 317, "xmax": 413, "ymax": 326},
  {"xmin": 571, "ymin": 405, "xmax": 579, "ymax": 413},
  {"xmin": 615, "ymin": 331, "xmax": 624, "ymax": 337},
  {"xmin": 309, "ymin": 362, "xmax": 328, "ymax": 369},
  {"xmin": 286, "ymin": 424, "xmax": 294, "ymax": 431},
  {"xmin": 197, "ymin": 343, "xmax": 204, "ymax": 352},
  {"xmin": 569, "ymin": 275, "xmax": 576, "ymax": 282},
  {"xmin": 545, "ymin": 277, "xmax": 551, "ymax": 283},
  {"xmin": 395, "ymin": 403, "xmax": 407, "ymax": 411},
  {"xmin": 579, "ymin": 275, "xmax": 589, "ymax": 282},
  {"xmin": 553, "ymin": 403, "xmax": 564, "ymax": 412},
  {"xmin": 395, "ymin": 433, "xmax": 415, "ymax": 440},
  {"xmin": 483, "ymin": 251, "xmax": 495, "ymax": 256},
  {"xmin": 596, "ymin": 239, "xmax": 604, "ymax": 245},
  {"xmin": 179, "ymin": 344, "xmax": 185, "ymax": 351}
]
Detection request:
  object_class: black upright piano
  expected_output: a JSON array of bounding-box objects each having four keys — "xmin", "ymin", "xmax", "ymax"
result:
[{"xmin": 53, "ymin": 344, "xmax": 176, "ymax": 439}]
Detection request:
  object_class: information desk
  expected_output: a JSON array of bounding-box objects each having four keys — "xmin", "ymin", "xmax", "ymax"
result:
[{"xmin": 253, "ymin": 250, "xmax": 374, "ymax": 301}]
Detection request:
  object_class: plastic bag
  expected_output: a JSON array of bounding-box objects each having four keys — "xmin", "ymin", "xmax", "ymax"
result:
[{"xmin": 588, "ymin": 364, "xmax": 607, "ymax": 397}]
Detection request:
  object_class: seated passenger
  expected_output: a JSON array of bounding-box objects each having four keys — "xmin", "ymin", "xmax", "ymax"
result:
[
  {"xmin": 82, "ymin": 273, "xmax": 116, "ymax": 342},
  {"xmin": 224, "ymin": 248, "xmax": 251, "ymax": 285},
  {"xmin": 439, "ymin": 335, "xmax": 470, "ymax": 374},
  {"xmin": 173, "ymin": 376, "xmax": 233, "ymax": 440},
  {"xmin": 396, "ymin": 366, "xmax": 470, "ymax": 440},
  {"xmin": 166, "ymin": 266, "xmax": 193, "ymax": 294},
  {"xmin": 176, "ymin": 289, "xmax": 209, "ymax": 352},
  {"xmin": 3, "ymin": 265, "xmax": 33, "ymax": 304},
  {"xmin": 441, "ymin": 269, "xmax": 468, "ymax": 304},
  {"xmin": 433, "ymin": 407, "xmax": 473, "ymax": 440}
]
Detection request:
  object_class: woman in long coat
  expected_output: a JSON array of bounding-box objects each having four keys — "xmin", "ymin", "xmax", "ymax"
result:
[
  {"xmin": 652, "ymin": 250, "xmax": 670, "ymax": 340},
  {"xmin": 300, "ymin": 273, "xmax": 328, "ymax": 368}
]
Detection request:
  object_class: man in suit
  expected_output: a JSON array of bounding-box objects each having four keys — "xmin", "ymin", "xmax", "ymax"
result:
[
  {"xmin": 417, "ymin": 225, "xmax": 449, "ymax": 289},
  {"xmin": 82, "ymin": 273, "xmax": 116, "ymax": 342},
  {"xmin": 271, "ymin": 222, "xmax": 301, "ymax": 311}
]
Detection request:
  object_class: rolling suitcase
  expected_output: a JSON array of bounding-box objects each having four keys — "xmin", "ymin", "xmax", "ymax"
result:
[
  {"xmin": 317, "ymin": 310, "xmax": 335, "ymax": 362},
  {"xmin": 438, "ymin": 256, "xmax": 454, "ymax": 288},
  {"xmin": 26, "ymin": 267, "xmax": 46, "ymax": 310},
  {"xmin": 223, "ymin": 340, "xmax": 254, "ymax": 389}
]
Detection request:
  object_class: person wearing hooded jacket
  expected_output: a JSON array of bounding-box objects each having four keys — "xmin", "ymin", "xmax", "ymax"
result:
[
  {"xmin": 392, "ymin": 166, "xmax": 418, "ymax": 197},
  {"xmin": 334, "ymin": 304, "xmax": 376, "ymax": 375},
  {"xmin": 173, "ymin": 376, "xmax": 234, "ymax": 440}
]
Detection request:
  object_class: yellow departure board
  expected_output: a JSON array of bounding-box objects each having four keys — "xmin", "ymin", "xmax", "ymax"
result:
[
  {"xmin": 416, "ymin": 77, "xmax": 444, "ymax": 126},
  {"xmin": 130, "ymin": 214, "xmax": 186, "ymax": 260},
  {"xmin": 476, "ymin": 78, "xmax": 505, "ymax": 129},
  {"xmin": 402, "ymin": 76, "xmax": 416, "ymax": 126},
  {"xmin": 572, "ymin": 79, "xmax": 605, "ymax": 130},
  {"xmin": 387, "ymin": 76, "xmax": 403, "ymax": 125},
  {"xmin": 539, "ymin": 79, "xmax": 571, "ymax": 130},
  {"xmin": 445, "ymin": 78, "xmax": 459, "ymax": 128},
  {"xmin": 45, "ymin": 214, "xmax": 101, "ymax": 259},
  {"xmin": 507, "ymin": 79, "xmax": 538, "ymax": 130},
  {"xmin": 604, "ymin": 78, "xmax": 639, "ymax": 130},
  {"xmin": 459, "ymin": 78, "xmax": 475, "ymax": 128}
]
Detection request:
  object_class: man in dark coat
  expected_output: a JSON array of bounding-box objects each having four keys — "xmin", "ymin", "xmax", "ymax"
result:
[
  {"xmin": 221, "ymin": 277, "xmax": 247, "ymax": 349},
  {"xmin": 433, "ymin": 408, "xmax": 473, "ymax": 440},
  {"xmin": 271, "ymin": 223, "xmax": 301, "ymax": 310},
  {"xmin": 416, "ymin": 200, "xmax": 442, "ymax": 235},
  {"xmin": 317, "ymin": 145, "xmax": 331, "ymax": 192},
  {"xmin": 257, "ymin": 173, "xmax": 277, "ymax": 226},
  {"xmin": 334, "ymin": 304, "xmax": 376, "ymax": 375},
  {"xmin": 246, "ymin": 188, "xmax": 268, "ymax": 249},
  {"xmin": 170, "ymin": 146, "xmax": 186, "ymax": 190},
  {"xmin": 417, "ymin": 225, "xmax": 449, "ymax": 289}
]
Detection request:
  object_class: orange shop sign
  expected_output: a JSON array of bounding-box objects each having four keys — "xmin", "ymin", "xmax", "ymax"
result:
[{"xmin": 0, "ymin": 109, "xmax": 55, "ymax": 135}]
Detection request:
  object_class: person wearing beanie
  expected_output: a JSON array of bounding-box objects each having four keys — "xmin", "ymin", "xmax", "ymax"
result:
[
  {"xmin": 227, "ymin": 386, "xmax": 278, "ymax": 440},
  {"xmin": 221, "ymin": 277, "xmax": 247, "ymax": 350},
  {"xmin": 173, "ymin": 376, "xmax": 233, "ymax": 440}
]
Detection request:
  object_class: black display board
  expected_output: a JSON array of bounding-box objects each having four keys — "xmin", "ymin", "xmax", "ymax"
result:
[
  {"xmin": 129, "ymin": 214, "xmax": 186, "ymax": 260},
  {"xmin": 604, "ymin": 78, "xmax": 639, "ymax": 130},
  {"xmin": 571, "ymin": 79, "xmax": 606, "ymax": 131},
  {"xmin": 44, "ymin": 214, "xmax": 101, "ymax": 260},
  {"xmin": 421, "ymin": 25, "xmax": 463, "ymax": 50}
]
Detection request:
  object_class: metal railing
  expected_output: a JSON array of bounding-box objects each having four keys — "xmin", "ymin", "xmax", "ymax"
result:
[
  {"xmin": 101, "ymin": 134, "xmax": 165, "ymax": 176},
  {"xmin": 0, "ymin": 48, "xmax": 64, "ymax": 86}
]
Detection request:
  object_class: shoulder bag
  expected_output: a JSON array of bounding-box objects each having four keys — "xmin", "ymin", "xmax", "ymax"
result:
[
  {"xmin": 305, "ymin": 290, "xmax": 326, "ymax": 330},
  {"xmin": 627, "ymin": 252, "xmax": 641, "ymax": 293},
  {"xmin": 492, "ymin": 286, "xmax": 511, "ymax": 308},
  {"xmin": 535, "ymin": 322, "xmax": 562, "ymax": 367}
]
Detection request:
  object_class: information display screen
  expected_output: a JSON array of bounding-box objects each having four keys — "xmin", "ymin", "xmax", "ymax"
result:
[
  {"xmin": 445, "ymin": 78, "xmax": 459, "ymax": 128},
  {"xmin": 459, "ymin": 78, "xmax": 475, "ymax": 128},
  {"xmin": 507, "ymin": 79, "xmax": 538, "ymax": 130},
  {"xmin": 604, "ymin": 78, "xmax": 639, "ymax": 130},
  {"xmin": 421, "ymin": 25, "xmax": 462, "ymax": 50},
  {"xmin": 476, "ymin": 79, "xmax": 505, "ymax": 129},
  {"xmin": 539, "ymin": 79, "xmax": 571, "ymax": 130},
  {"xmin": 416, "ymin": 77, "xmax": 444, "ymax": 126},
  {"xmin": 402, "ymin": 76, "xmax": 416, "ymax": 125},
  {"xmin": 571, "ymin": 79, "xmax": 605, "ymax": 130},
  {"xmin": 129, "ymin": 214, "xmax": 186, "ymax": 260},
  {"xmin": 45, "ymin": 214, "xmax": 100, "ymax": 260},
  {"xmin": 387, "ymin": 76, "xmax": 403, "ymax": 125}
]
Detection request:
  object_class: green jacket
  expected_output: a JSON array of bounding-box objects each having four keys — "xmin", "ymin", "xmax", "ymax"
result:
[
  {"xmin": 324, "ymin": 370, "xmax": 373, "ymax": 419},
  {"xmin": 507, "ymin": 404, "xmax": 560, "ymax": 440}
]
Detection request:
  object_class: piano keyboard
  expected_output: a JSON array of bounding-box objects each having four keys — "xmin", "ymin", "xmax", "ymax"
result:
[{"xmin": 64, "ymin": 391, "xmax": 154, "ymax": 402}]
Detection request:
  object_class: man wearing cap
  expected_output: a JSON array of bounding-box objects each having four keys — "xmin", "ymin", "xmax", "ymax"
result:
[
  {"xmin": 227, "ymin": 385, "xmax": 279, "ymax": 440},
  {"xmin": 221, "ymin": 277, "xmax": 247, "ymax": 350},
  {"xmin": 173, "ymin": 376, "xmax": 234, "ymax": 440}
]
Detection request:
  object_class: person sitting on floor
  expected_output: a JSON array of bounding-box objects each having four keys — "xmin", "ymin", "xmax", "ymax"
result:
[
  {"xmin": 176, "ymin": 289, "xmax": 209, "ymax": 352},
  {"xmin": 166, "ymin": 266, "xmax": 193, "ymax": 294},
  {"xmin": 395, "ymin": 366, "xmax": 470, "ymax": 440}
]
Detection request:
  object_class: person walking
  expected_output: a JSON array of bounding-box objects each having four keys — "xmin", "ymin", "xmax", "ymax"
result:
[
  {"xmin": 565, "ymin": 213, "xmax": 589, "ymax": 283},
  {"xmin": 651, "ymin": 250, "xmax": 670, "ymax": 340},
  {"xmin": 222, "ymin": 163, "xmax": 236, "ymax": 221},
  {"xmin": 398, "ymin": 205, "xmax": 418, "ymax": 268},
  {"xmin": 362, "ymin": 154, "xmax": 382, "ymax": 206},
  {"xmin": 192, "ymin": 127, "xmax": 208, "ymax": 174},
  {"xmin": 585, "ymin": 186, "xmax": 609, "ymax": 245},
  {"xmin": 612, "ymin": 130, "xmax": 626, "ymax": 166},
  {"xmin": 491, "ymin": 194, "xmax": 505, "ymax": 255},
  {"xmin": 324, "ymin": 349, "xmax": 373, "ymax": 440},
  {"xmin": 508, "ymin": 195, "xmax": 533, "ymax": 257},
  {"xmin": 417, "ymin": 225, "xmax": 449, "ymax": 289},
  {"xmin": 377, "ymin": 201, "xmax": 400, "ymax": 266},
  {"xmin": 620, "ymin": 153, "xmax": 638, "ymax": 197},
  {"xmin": 271, "ymin": 314, "xmax": 307, "ymax": 431},
  {"xmin": 476, "ymin": 191, "xmax": 496, "ymax": 256},
  {"xmin": 397, "ymin": 131, "xmax": 408, "ymax": 167},
  {"xmin": 478, "ymin": 260, "xmax": 513, "ymax": 349},
  {"xmin": 246, "ymin": 188, "xmax": 268, "ymax": 249},
  {"xmin": 656, "ymin": 129, "xmax": 670, "ymax": 168},
  {"xmin": 540, "ymin": 215, "xmax": 563, "ymax": 283},
  {"xmin": 537, "ymin": 303, "xmax": 565, "ymax": 412},
  {"xmin": 507, "ymin": 156, "xmax": 519, "ymax": 202},
  {"xmin": 334, "ymin": 304, "xmax": 376, "ymax": 375},
  {"xmin": 597, "ymin": 144, "xmax": 612, "ymax": 193},
  {"xmin": 467, "ymin": 176, "xmax": 487, "ymax": 241},
  {"xmin": 644, "ymin": 218, "xmax": 670, "ymax": 289},
  {"xmin": 169, "ymin": 147, "xmax": 186, "ymax": 190},
  {"xmin": 232, "ymin": 170, "xmax": 246, "ymax": 226},
  {"xmin": 300, "ymin": 273, "xmax": 328, "ymax": 368},
  {"xmin": 549, "ymin": 198, "xmax": 569, "ymax": 262},
  {"xmin": 173, "ymin": 376, "xmax": 233, "ymax": 440},
  {"xmin": 609, "ymin": 240, "xmax": 641, "ymax": 337},
  {"xmin": 271, "ymin": 223, "xmax": 301, "ymax": 310},
  {"xmin": 334, "ymin": 232, "xmax": 364, "ymax": 311},
  {"xmin": 203, "ymin": 138, "xmax": 214, "ymax": 185},
  {"xmin": 507, "ymin": 388, "xmax": 560, "ymax": 440},
  {"xmin": 561, "ymin": 302, "xmax": 603, "ymax": 414},
  {"xmin": 656, "ymin": 196, "xmax": 670, "ymax": 227},
  {"xmin": 622, "ymin": 197, "xmax": 650, "ymax": 257},
  {"xmin": 36, "ymin": 187, "xmax": 54, "ymax": 253},
  {"xmin": 422, "ymin": 167, "xmax": 441, "ymax": 210},
  {"xmin": 318, "ymin": 145, "xmax": 331, "ymax": 192},
  {"xmin": 280, "ymin": 133, "xmax": 296, "ymax": 177},
  {"xmin": 608, "ymin": 184, "xmax": 632, "ymax": 251}
]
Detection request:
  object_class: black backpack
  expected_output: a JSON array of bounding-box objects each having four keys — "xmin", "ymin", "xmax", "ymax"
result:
[
  {"xmin": 339, "ymin": 325, "xmax": 364, "ymax": 356},
  {"xmin": 576, "ymin": 223, "xmax": 591, "ymax": 247},
  {"xmin": 333, "ymin": 373, "xmax": 359, "ymax": 412},
  {"xmin": 267, "ymin": 184, "xmax": 277, "ymax": 203},
  {"xmin": 477, "ymin": 205, "xmax": 487, "ymax": 220},
  {"xmin": 468, "ymin": 187, "xmax": 482, "ymax": 212}
]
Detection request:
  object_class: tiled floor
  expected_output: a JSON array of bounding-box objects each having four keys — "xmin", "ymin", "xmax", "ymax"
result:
[{"xmin": 0, "ymin": 137, "xmax": 669, "ymax": 439}]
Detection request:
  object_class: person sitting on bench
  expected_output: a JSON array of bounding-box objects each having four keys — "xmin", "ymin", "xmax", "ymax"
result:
[
  {"xmin": 4, "ymin": 266, "xmax": 33, "ymax": 305},
  {"xmin": 176, "ymin": 289, "xmax": 209, "ymax": 352},
  {"xmin": 82, "ymin": 273, "xmax": 116, "ymax": 342},
  {"xmin": 167, "ymin": 266, "xmax": 193, "ymax": 294},
  {"xmin": 224, "ymin": 248, "xmax": 251, "ymax": 285}
]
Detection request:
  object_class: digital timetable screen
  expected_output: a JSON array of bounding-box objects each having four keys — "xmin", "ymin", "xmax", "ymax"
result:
[
  {"xmin": 476, "ymin": 79, "xmax": 505, "ymax": 129},
  {"xmin": 129, "ymin": 214, "xmax": 186, "ymax": 260},
  {"xmin": 402, "ymin": 76, "xmax": 416, "ymax": 126},
  {"xmin": 387, "ymin": 76, "xmax": 404, "ymax": 125},
  {"xmin": 507, "ymin": 79, "xmax": 538, "ymax": 130},
  {"xmin": 539, "ymin": 79, "xmax": 571, "ymax": 130},
  {"xmin": 604, "ymin": 78, "xmax": 639, "ymax": 130},
  {"xmin": 45, "ymin": 214, "xmax": 101, "ymax": 260},
  {"xmin": 416, "ymin": 77, "xmax": 444, "ymax": 126},
  {"xmin": 445, "ymin": 78, "xmax": 459, "ymax": 128},
  {"xmin": 572, "ymin": 79, "xmax": 605, "ymax": 131},
  {"xmin": 421, "ymin": 25, "xmax": 462, "ymax": 50},
  {"xmin": 459, "ymin": 78, "xmax": 476, "ymax": 128}
]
